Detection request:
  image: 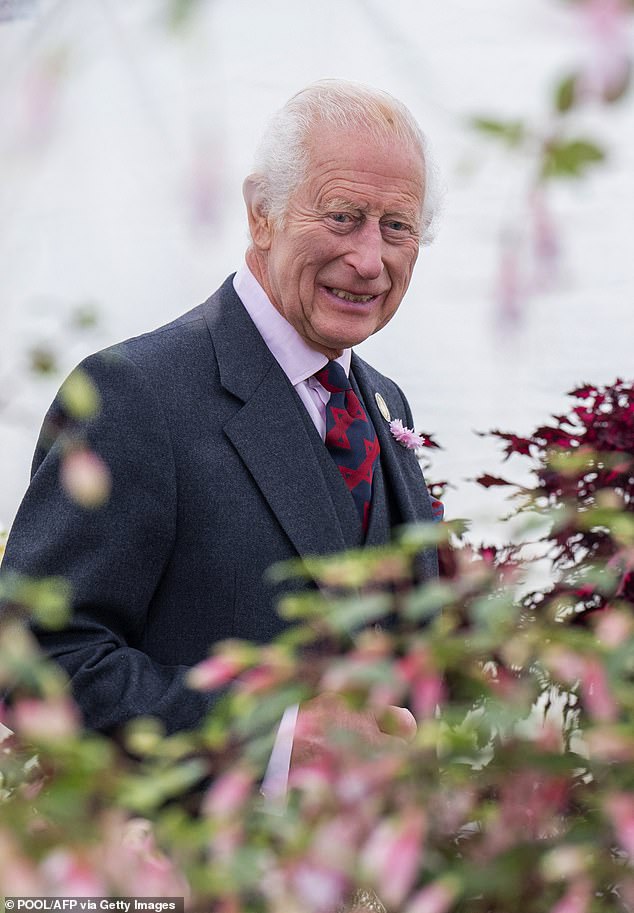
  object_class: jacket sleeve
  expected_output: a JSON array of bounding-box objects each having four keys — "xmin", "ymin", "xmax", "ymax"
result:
[{"xmin": 1, "ymin": 350, "xmax": 215, "ymax": 734}]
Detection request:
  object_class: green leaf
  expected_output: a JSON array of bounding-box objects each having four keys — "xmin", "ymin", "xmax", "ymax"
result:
[
  {"xmin": 471, "ymin": 591, "xmax": 518, "ymax": 631},
  {"xmin": 471, "ymin": 116, "xmax": 525, "ymax": 146},
  {"xmin": 59, "ymin": 368, "xmax": 101, "ymax": 420},
  {"xmin": 403, "ymin": 580, "xmax": 456, "ymax": 621},
  {"xmin": 29, "ymin": 346, "xmax": 57, "ymax": 375},
  {"xmin": 118, "ymin": 758, "xmax": 208, "ymax": 813},
  {"xmin": 324, "ymin": 592, "xmax": 392, "ymax": 635},
  {"xmin": 70, "ymin": 302, "xmax": 99, "ymax": 330},
  {"xmin": 542, "ymin": 138, "xmax": 606, "ymax": 179},
  {"xmin": 554, "ymin": 73, "xmax": 578, "ymax": 113},
  {"xmin": 0, "ymin": 572, "xmax": 72, "ymax": 628},
  {"xmin": 165, "ymin": 0, "xmax": 202, "ymax": 29}
]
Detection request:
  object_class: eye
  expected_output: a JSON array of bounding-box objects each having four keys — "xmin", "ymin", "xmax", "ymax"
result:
[
  {"xmin": 383, "ymin": 220, "xmax": 407, "ymax": 233},
  {"xmin": 329, "ymin": 212, "xmax": 353, "ymax": 224}
]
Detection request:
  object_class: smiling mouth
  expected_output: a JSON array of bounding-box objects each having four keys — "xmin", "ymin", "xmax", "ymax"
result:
[{"xmin": 327, "ymin": 287, "xmax": 376, "ymax": 303}]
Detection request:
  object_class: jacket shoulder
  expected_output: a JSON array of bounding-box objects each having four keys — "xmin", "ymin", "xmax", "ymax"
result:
[{"xmin": 85, "ymin": 275, "xmax": 238, "ymax": 377}]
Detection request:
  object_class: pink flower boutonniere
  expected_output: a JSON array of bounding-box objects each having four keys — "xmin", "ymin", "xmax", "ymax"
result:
[{"xmin": 389, "ymin": 419, "xmax": 426, "ymax": 452}]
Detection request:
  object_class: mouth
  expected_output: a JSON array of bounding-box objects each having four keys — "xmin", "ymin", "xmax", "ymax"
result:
[{"xmin": 326, "ymin": 287, "xmax": 378, "ymax": 304}]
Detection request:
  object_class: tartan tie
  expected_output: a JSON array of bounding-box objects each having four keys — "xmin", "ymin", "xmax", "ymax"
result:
[{"xmin": 315, "ymin": 361, "xmax": 380, "ymax": 533}]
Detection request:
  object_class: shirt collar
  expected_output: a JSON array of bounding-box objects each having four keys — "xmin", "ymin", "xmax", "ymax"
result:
[{"xmin": 233, "ymin": 262, "xmax": 351, "ymax": 385}]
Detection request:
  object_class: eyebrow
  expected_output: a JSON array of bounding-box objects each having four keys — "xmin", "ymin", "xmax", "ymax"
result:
[{"xmin": 323, "ymin": 198, "xmax": 420, "ymax": 223}]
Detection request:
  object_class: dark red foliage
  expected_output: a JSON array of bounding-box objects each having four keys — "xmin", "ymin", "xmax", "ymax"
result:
[
  {"xmin": 486, "ymin": 380, "xmax": 634, "ymax": 618},
  {"xmin": 418, "ymin": 431, "xmax": 442, "ymax": 450},
  {"xmin": 475, "ymin": 474, "xmax": 513, "ymax": 489}
]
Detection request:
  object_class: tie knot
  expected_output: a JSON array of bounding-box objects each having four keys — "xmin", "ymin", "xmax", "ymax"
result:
[{"xmin": 315, "ymin": 360, "xmax": 350, "ymax": 394}]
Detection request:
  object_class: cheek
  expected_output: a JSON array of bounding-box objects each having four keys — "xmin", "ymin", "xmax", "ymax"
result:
[{"xmin": 391, "ymin": 250, "xmax": 418, "ymax": 288}]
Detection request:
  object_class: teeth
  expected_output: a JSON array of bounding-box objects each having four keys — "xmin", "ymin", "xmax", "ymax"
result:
[{"xmin": 329, "ymin": 288, "xmax": 374, "ymax": 303}]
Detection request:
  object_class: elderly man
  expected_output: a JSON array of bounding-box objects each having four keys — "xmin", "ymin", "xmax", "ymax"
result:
[{"xmin": 1, "ymin": 80, "xmax": 439, "ymax": 737}]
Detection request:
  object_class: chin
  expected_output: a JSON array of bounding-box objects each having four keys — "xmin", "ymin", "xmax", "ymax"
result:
[{"xmin": 316, "ymin": 319, "xmax": 378, "ymax": 351}]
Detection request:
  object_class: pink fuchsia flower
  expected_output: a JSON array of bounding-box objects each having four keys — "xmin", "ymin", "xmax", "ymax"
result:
[
  {"xmin": 579, "ymin": 657, "xmax": 618, "ymax": 723},
  {"xmin": 360, "ymin": 809, "xmax": 427, "ymax": 908},
  {"xmin": 594, "ymin": 607, "xmax": 633, "ymax": 647},
  {"xmin": 549, "ymin": 878, "xmax": 592, "ymax": 913},
  {"xmin": 581, "ymin": 0, "xmax": 630, "ymax": 102},
  {"xmin": 187, "ymin": 654, "xmax": 244, "ymax": 690},
  {"xmin": 0, "ymin": 828, "xmax": 45, "ymax": 895},
  {"xmin": 334, "ymin": 754, "xmax": 403, "ymax": 807},
  {"xmin": 12, "ymin": 696, "xmax": 80, "ymax": 743},
  {"xmin": 399, "ymin": 646, "xmax": 446, "ymax": 719},
  {"xmin": 187, "ymin": 641, "xmax": 256, "ymax": 690},
  {"xmin": 404, "ymin": 877, "xmax": 460, "ymax": 913},
  {"xmin": 605, "ymin": 792, "xmax": 634, "ymax": 859},
  {"xmin": 60, "ymin": 447, "xmax": 111, "ymax": 508},
  {"xmin": 584, "ymin": 727, "xmax": 634, "ymax": 762},
  {"xmin": 203, "ymin": 766, "xmax": 254, "ymax": 819},
  {"xmin": 530, "ymin": 187, "xmax": 561, "ymax": 290},
  {"xmin": 496, "ymin": 229, "xmax": 524, "ymax": 327},
  {"xmin": 40, "ymin": 850, "xmax": 107, "ymax": 896},
  {"xmin": 389, "ymin": 419, "xmax": 425, "ymax": 451},
  {"xmin": 119, "ymin": 817, "xmax": 189, "ymax": 897},
  {"xmin": 290, "ymin": 858, "xmax": 349, "ymax": 913},
  {"xmin": 311, "ymin": 814, "xmax": 366, "ymax": 872},
  {"xmin": 236, "ymin": 649, "xmax": 294, "ymax": 696}
]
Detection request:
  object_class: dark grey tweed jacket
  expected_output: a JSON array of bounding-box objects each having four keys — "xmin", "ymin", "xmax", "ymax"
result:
[{"xmin": 1, "ymin": 277, "xmax": 437, "ymax": 733}]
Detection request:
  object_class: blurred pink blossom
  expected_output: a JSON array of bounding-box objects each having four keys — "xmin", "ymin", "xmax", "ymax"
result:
[
  {"xmin": 403, "ymin": 878, "xmax": 459, "ymax": 913},
  {"xmin": 0, "ymin": 829, "xmax": 45, "ymax": 895},
  {"xmin": 189, "ymin": 133, "xmax": 223, "ymax": 228},
  {"xmin": 360, "ymin": 809, "xmax": 427, "ymax": 907},
  {"xmin": 290, "ymin": 755, "xmax": 337, "ymax": 796},
  {"xmin": 498, "ymin": 769, "xmax": 568, "ymax": 842},
  {"xmin": 605, "ymin": 792, "xmax": 634, "ymax": 858},
  {"xmin": 60, "ymin": 448, "xmax": 111, "ymax": 509},
  {"xmin": 40, "ymin": 850, "xmax": 107, "ymax": 896},
  {"xmin": 580, "ymin": 658, "xmax": 618, "ymax": 722},
  {"xmin": 496, "ymin": 229, "xmax": 524, "ymax": 326},
  {"xmin": 530, "ymin": 188, "xmax": 561, "ymax": 289},
  {"xmin": 12, "ymin": 696, "xmax": 80, "ymax": 742},
  {"xmin": 291, "ymin": 858, "xmax": 348, "ymax": 913},
  {"xmin": 550, "ymin": 877, "xmax": 592, "ymax": 913},
  {"xmin": 594, "ymin": 607, "xmax": 633, "ymax": 646},
  {"xmin": 187, "ymin": 653, "xmax": 247, "ymax": 690},
  {"xmin": 237, "ymin": 661, "xmax": 292, "ymax": 696},
  {"xmin": 119, "ymin": 817, "xmax": 189, "ymax": 897},
  {"xmin": 312, "ymin": 815, "xmax": 366, "ymax": 872},
  {"xmin": 399, "ymin": 647, "xmax": 446, "ymax": 719},
  {"xmin": 580, "ymin": 0, "xmax": 630, "ymax": 100},
  {"xmin": 20, "ymin": 52, "xmax": 66, "ymax": 148},
  {"xmin": 544, "ymin": 646, "xmax": 586, "ymax": 683},
  {"xmin": 584, "ymin": 726, "xmax": 634, "ymax": 762},
  {"xmin": 335, "ymin": 754, "xmax": 403, "ymax": 807},
  {"xmin": 203, "ymin": 766, "xmax": 254, "ymax": 818}
]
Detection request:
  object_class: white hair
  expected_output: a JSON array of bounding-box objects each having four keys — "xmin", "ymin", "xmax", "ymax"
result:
[{"xmin": 250, "ymin": 79, "xmax": 442, "ymax": 245}]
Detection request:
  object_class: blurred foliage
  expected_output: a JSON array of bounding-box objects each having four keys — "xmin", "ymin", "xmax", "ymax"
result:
[
  {"xmin": 1, "ymin": 378, "xmax": 634, "ymax": 910},
  {"xmin": 2, "ymin": 1, "xmax": 634, "ymax": 910},
  {"xmin": 471, "ymin": 0, "xmax": 632, "ymax": 184}
]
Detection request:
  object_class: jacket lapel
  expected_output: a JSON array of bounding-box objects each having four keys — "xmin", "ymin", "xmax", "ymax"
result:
[
  {"xmin": 202, "ymin": 279, "xmax": 348, "ymax": 558},
  {"xmin": 351, "ymin": 353, "xmax": 435, "ymax": 527}
]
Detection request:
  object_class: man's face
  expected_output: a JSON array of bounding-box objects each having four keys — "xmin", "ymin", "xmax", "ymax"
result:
[{"xmin": 249, "ymin": 123, "xmax": 425, "ymax": 358}]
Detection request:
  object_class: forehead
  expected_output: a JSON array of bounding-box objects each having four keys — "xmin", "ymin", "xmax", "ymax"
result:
[{"xmin": 301, "ymin": 123, "xmax": 425, "ymax": 215}]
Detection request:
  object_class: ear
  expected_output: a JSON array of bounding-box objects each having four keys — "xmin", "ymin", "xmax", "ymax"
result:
[{"xmin": 243, "ymin": 175, "xmax": 274, "ymax": 251}]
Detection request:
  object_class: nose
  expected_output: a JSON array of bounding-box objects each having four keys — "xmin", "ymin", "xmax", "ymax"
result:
[{"xmin": 344, "ymin": 219, "xmax": 384, "ymax": 280}]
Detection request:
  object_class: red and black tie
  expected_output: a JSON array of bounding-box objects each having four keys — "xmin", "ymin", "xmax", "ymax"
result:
[{"xmin": 315, "ymin": 361, "xmax": 380, "ymax": 533}]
